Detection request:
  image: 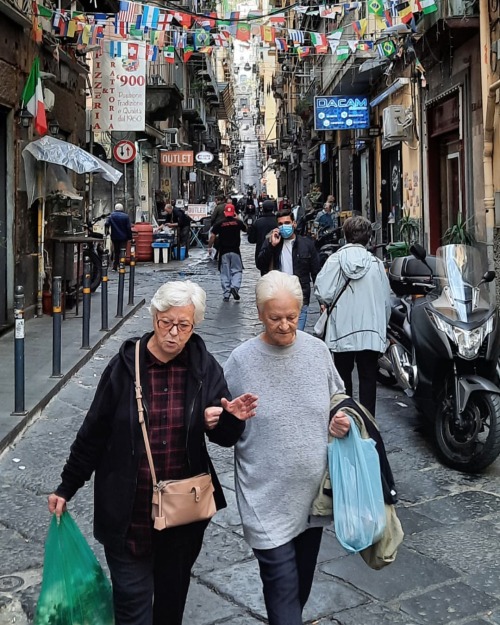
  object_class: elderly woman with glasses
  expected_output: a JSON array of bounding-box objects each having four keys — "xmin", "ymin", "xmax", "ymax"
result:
[
  {"xmin": 224, "ymin": 271, "xmax": 349, "ymax": 625},
  {"xmin": 48, "ymin": 280, "xmax": 258, "ymax": 625}
]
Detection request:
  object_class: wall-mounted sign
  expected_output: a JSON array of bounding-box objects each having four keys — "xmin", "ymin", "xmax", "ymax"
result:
[
  {"xmin": 195, "ymin": 151, "xmax": 214, "ymax": 164},
  {"xmin": 160, "ymin": 151, "xmax": 194, "ymax": 167},
  {"xmin": 314, "ymin": 96, "xmax": 369, "ymax": 131},
  {"xmin": 92, "ymin": 43, "xmax": 146, "ymax": 132},
  {"xmin": 319, "ymin": 144, "xmax": 328, "ymax": 163}
]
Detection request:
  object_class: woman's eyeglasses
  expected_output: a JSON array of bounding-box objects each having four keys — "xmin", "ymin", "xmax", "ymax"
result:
[{"xmin": 156, "ymin": 318, "xmax": 194, "ymax": 334}]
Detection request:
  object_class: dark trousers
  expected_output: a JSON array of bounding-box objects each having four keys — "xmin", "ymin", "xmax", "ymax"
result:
[
  {"xmin": 104, "ymin": 520, "xmax": 208, "ymax": 625},
  {"xmin": 112, "ymin": 239, "xmax": 126, "ymax": 270},
  {"xmin": 253, "ymin": 527, "xmax": 323, "ymax": 625},
  {"xmin": 333, "ymin": 349, "xmax": 379, "ymax": 416}
]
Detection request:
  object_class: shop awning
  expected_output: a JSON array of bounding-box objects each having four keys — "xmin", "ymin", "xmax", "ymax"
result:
[
  {"xmin": 196, "ymin": 168, "xmax": 231, "ymax": 180},
  {"xmin": 23, "ymin": 136, "xmax": 122, "ymax": 205}
]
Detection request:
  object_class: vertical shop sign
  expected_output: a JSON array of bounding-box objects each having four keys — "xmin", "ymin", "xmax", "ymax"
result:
[{"xmin": 92, "ymin": 42, "xmax": 146, "ymax": 132}]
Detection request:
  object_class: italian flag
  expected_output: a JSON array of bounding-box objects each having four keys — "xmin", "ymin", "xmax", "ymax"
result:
[
  {"xmin": 416, "ymin": 0, "xmax": 438, "ymax": 13},
  {"xmin": 21, "ymin": 57, "xmax": 47, "ymax": 136}
]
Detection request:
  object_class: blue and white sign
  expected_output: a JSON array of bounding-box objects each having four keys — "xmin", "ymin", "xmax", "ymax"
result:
[{"xmin": 314, "ymin": 96, "xmax": 370, "ymax": 131}]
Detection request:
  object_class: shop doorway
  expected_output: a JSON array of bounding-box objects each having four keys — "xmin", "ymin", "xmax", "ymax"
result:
[{"xmin": 381, "ymin": 145, "xmax": 402, "ymax": 243}]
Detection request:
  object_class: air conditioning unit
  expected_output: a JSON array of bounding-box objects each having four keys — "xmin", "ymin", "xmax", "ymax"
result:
[
  {"xmin": 165, "ymin": 128, "xmax": 180, "ymax": 148},
  {"xmin": 383, "ymin": 105, "xmax": 413, "ymax": 142}
]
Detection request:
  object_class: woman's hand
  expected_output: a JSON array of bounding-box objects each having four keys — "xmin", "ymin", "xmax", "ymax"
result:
[
  {"xmin": 329, "ymin": 410, "xmax": 350, "ymax": 438},
  {"xmin": 222, "ymin": 393, "xmax": 258, "ymax": 421},
  {"xmin": 204, "ymin": 394, "xmax": 258, "ymax": 429},
  {"xmin": 48, "ymin": 493, "xmax": 67, "ymax": 518}
]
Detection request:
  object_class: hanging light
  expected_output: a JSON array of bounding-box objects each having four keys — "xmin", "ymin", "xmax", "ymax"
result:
[
  {"xmin": 48, "ymin": 119, "xmax": 60, "ymax": 136},
  {"xmin": 18, "ymin": 107, "xmax": 33, "ymax": 128}
]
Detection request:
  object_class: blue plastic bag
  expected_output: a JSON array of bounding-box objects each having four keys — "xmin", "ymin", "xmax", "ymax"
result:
[{"xmin": 328, "ymin": 417, "xmax": 386, "ymax": 553}]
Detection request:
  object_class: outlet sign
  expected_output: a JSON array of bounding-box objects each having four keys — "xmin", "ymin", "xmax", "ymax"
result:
[
  {"xmin": 195, "ymin": 151, "xmax": 214, "ymax": 164},
  {"xmin": 314, "ymin": 96, "xmax": 369, "ymax": 131},
  {"xmin": 160, "ymin": 151, "xmax": 194, "ymax": 167}
]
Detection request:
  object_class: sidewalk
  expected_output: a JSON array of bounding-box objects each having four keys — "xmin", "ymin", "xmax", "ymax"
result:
[{"xmin": 0, "ymin": 271, "xmax": 148, "ymax": 455}]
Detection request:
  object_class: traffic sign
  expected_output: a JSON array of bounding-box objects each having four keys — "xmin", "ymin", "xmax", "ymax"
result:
[{"xmin": 113, "ymin": 140, "xmax": 137, "ymax": 164}]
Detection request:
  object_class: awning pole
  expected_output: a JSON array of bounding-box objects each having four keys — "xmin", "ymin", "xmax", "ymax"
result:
[{"xmin": 36, "ymin": 162, "xmax": 46, "ymax": 316}]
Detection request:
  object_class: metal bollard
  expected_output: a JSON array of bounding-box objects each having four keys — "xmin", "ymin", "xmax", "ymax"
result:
[
  {"xmin": 51, "ymin": 277, "xmax": 63, "ymax": 377},
  {"xmin": 128, "ymin": 239, "xmax": 136, "ymax": 306},
  {"xmin": 116, "ymin": 244, "xmax": 126, "ymax": 318},
  {"xmin": 81, "ymin": 255, "xmax": 92, "ymax": 349},
  {"xmin": 12, "ymin": 286, "xmax": 27, "ymax": 415},
  {"xmin": 100, "ymin": 250, "xmax": 109, "ymax": 331}
]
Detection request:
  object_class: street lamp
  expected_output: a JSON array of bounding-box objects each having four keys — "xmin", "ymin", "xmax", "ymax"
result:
[
  {"xmin": 18, "ymin": 108, "xmax": 33, "ymax": 129},
  {"xmin": 48, "ymin": 119, "xmax": 60, "ymax": 136}
]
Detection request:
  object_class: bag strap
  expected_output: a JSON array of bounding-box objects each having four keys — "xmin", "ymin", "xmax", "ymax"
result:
[
  {"xmin": 320, "ymin": 277, "xmax": 351, "ymax": 340},
  {"xmin": 134, "ymin": 340, "xmax": 158, "ymax": 487}
]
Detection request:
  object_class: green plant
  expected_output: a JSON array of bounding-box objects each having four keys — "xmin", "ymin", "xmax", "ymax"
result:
[
  {"xmin": 295, "ymin": 98, "xmax": 313, "ymax": 116},
  {"xmin": 398, "ymin": 209, "xmax": 419, "ymax": 248},
  {"xmin": 442, "ymin": 212, "xmax": 476, "ymax": 245}
]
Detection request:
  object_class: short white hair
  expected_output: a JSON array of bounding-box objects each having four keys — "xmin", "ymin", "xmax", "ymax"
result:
[
  {"xmin": 150, "ymin": 280, "xmax": 206, "ymax": 324},
  {"xmin": 255, "ymin": 271, "xmax": 303, "ymax": 311},
  {"xmin": 114, "ymin": 203, "xmax": 124, "ymax": 211}
]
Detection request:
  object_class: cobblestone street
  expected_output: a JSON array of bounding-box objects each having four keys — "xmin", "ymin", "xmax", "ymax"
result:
[{"xmin": 1, "ymin": 241, "xmax": 500, "ymax": 625}]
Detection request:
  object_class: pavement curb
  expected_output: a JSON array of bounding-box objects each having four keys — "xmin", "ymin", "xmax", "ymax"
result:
[{"xmin": 0, "ymin": 298, "xmax": 146, "ymax": 456}]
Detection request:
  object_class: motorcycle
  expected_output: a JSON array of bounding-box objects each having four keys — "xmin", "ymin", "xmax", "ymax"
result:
[
  {"xmin": 378, "ymin": 242, "xmax": 500, "ymax": 472},
  {"xmin": 315, "ymin": 225, "xmax": 343, "ymax": 266}
]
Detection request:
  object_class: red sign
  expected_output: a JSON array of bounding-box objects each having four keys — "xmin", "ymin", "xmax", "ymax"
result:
[
  {"xmin": 113, "ymin": 140, "xmax": 137, "ymax": 164},
  {"xmin": 160, "ymin": 151, "xmax": 194, "ymax": 167}
]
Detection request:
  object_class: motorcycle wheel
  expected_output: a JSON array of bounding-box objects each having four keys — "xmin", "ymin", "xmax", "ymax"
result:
[
  {"xmin": 435, "ymin": 390, "xmax": 500, "ymax": 472},
  {"xmin": 87, "ymin": 249, "xmax": 102, "ymax": 293},
  {"xmin": 376, "ymin": 369, "xmax": 398, "ymax": 387}
]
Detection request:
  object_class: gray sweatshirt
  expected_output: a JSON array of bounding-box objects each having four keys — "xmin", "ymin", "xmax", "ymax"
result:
[{"xmin": 224, "ymin": 331, "xmax": 344, "ymax": 549}]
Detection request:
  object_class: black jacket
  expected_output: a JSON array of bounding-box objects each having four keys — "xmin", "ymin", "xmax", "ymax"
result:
[
  {"xmin": 248, "ymin": 214, "xmax": 278, "ymax": 265},
  {"xmin": 256, "ymin": 234, "xmax": 321, "ymax": 305},
  {"xmin": 55, "ymin": 332, "xmax": 244, "ymax": 552}
]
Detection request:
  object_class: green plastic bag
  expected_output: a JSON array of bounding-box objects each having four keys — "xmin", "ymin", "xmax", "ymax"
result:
[{"xmin": 34, "ymin": 512, "xmax": 114, "ymax": 625}]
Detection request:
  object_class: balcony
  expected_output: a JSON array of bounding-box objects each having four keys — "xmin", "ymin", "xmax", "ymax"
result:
[
  {"xmin": 146, "ymin": 61, "xmax": 183, "ymax": 122},
  {"xmin": 0, "ymin": 0, "xmax": 31, "ymax": 26}
]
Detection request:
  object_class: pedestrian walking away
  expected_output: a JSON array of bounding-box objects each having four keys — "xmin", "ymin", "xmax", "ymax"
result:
[
  {"xmin": 106, "ymin": 203, "xmax": 133, "ymax": 271},
  {"xmin": 47, "ymin": 280, "xmax": 258, "ymax": 625},
  {"xmin": 257, "ymin": 209, "xmax": 320, "ymax": 330},
  {"xmin": 209, "ymin": 204, "xmax": 247, "ymax": 302},
  {"xmin": 224, "ymin": 271, "xmax": 349, "ymax": 625},
  {"xmin": 314, "ymin": 216, "xmax": 391, "ymax": 416}
]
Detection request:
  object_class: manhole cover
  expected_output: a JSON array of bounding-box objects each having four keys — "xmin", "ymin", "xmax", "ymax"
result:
[{"xmin": 0, "ymin": 576, "xmax": 24, "ymax": 591}]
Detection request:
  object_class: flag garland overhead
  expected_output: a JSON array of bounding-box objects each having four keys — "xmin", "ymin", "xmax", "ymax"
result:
[{"xmin": 31, "ymin": 0, "xmax": 429, "ymax": 69}]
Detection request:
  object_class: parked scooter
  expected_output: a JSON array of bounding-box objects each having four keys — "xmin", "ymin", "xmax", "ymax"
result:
[{"xmin": 378, "ymin": 243, "xmax": 500, "ymax": 472}]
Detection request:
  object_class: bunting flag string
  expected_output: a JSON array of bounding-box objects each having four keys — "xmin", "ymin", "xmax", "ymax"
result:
[{"xmin": 31, "ymin": 0, "xmax": 428, "ymax": 66}]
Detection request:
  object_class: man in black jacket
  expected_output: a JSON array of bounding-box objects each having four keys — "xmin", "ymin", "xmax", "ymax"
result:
[
  {"xmin": 257, "ymin": 209, "xmax": 320, "ymax": 331},
  {"xmin": 105, "ymin": 202, "xmax": 133, "ymax": 270},
  {"xmin": 247, "ymin": 201, "xmax": 278, "ymax": 273},
  {"xmin": 48, "ymin": 280, "xmax": 257, "ymax": 625},
  {"xmin": 164, "ymin": 203, "xmax": 192, "ymax": 259}
]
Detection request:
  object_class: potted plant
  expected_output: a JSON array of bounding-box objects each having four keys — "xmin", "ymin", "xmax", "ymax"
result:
[
  {"xmin": 442, "ymin": 212, "xmax": 476, "ymax": 245},
  {"xmin": 295, "ymin": 98, "xmax": 313, "ymax": 120},
  {"xmin": 387, "ymin": 209, "xmax": 419, "ymax": 260}
]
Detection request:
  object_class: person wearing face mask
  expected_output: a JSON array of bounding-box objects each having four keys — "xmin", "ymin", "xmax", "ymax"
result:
[{"xmin": 256, "ymin": 209, "xmax": 320, "ymax": 331}]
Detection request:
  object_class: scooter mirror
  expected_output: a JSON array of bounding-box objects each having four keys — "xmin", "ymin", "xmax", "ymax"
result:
[
  {"xmin": 410, "ymin": 243, "xmax": 426, "ymax": 261},
  {"xmin": 482, "ymin": 270, "xmax": 496, "ymax": 284},
  {"xmin": 371, "ymin": 222, "xmax": 382, "ymax": 232}
]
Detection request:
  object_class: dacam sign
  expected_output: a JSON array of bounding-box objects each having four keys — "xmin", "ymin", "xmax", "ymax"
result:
[{"xmin": 314, "ymin": 96, "xmax": 370, "ymax": 131}]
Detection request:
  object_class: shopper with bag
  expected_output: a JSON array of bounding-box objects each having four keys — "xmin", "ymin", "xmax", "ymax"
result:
[
  {"xmin": 223, "ymin": 271, "xmax": 350, "ymax": 625},
  {"xmin": 314, "ymin": 216, "xmax": 391, "ymax": 416},
  {"xmin": 47, "ymin": 280, "xmax": 258, "ymax": 625}
]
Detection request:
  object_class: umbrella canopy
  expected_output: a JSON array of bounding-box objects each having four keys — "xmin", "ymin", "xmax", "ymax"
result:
[{"xmin": 22, "ymin": 136, "xmax": 122, "ymax": 205}]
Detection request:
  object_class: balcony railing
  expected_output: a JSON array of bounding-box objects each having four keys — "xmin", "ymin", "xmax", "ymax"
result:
[
  {"xmin": 147, "ymin": 61, "xmax": 184, "ymax": 92},
  {"xmin": 0, "ymin": 0, "xmax": 33, "ymax": 26}
]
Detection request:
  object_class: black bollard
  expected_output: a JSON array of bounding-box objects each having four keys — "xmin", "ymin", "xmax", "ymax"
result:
[
  {"xmin": 12, "ymin": 286, "xmax": 26, "ymax": 415},
  {"xmin": 51, "ymin": 276, "xmax": 63, "ymax": 377},
  {"xmin": 128, "ymin": 239, "xmax": 136, "ymax": 306},
  {"xmin": 81, "ymin": 255, "xmax": 92, "ymax": 349},
  {"xmin": 100, "ymin": 250, "xmax": 109, "ymax": 331},
  {"xmin": 116, "ymin": 244, "xmax": 126, "ymax": 318}
]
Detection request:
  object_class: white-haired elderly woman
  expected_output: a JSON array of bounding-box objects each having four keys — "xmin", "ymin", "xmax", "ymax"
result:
[
  {"xmin": 48, "ymin": 280, "xmax": 258, "ymax": 625},
  {"xmin": 223, "ymin": 270, "xmax": 349, "ymax": 625}
]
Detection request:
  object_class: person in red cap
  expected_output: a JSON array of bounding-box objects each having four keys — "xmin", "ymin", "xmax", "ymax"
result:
[{"xmin": 208, "ymin": 204, "xmax": 247, "ymax": 301}]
